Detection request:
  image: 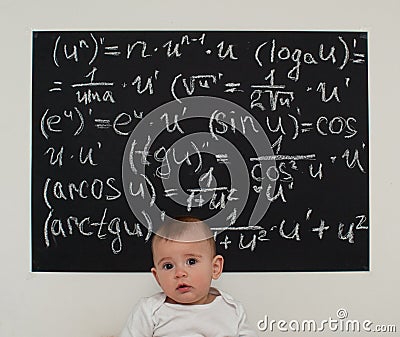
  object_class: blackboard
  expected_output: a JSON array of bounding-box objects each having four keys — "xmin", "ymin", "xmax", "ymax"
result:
[{"xmin": 31, "ymin": 31, "xmax": 369, "ymax": 272}]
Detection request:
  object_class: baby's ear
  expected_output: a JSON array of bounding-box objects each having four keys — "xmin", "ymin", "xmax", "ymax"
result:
[
  {"xmin": 212, "ymin": 255, "xmax": 224, "ymax": 280},
  {"xmin": 151, "ymin": 267, "xmax": 160, "ymax": 285}
]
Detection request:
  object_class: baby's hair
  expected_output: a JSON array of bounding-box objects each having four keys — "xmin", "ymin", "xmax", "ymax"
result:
[{"xmin": 151, "ymin": 216, "xmax": 216, "ymax": 258}]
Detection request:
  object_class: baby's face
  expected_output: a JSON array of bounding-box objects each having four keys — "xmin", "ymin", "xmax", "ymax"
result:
[{"xmin": 151, "ymin": 239, "xmax": 223, "ymax": 305}]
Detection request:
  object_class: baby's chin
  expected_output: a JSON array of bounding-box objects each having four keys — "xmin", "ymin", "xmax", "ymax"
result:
[
  {"xmin": 166, "ymin": 295, "xmax": 197, "ymax": 305},
  {"xmin": 166, "ymin": 292, "xmax": 213, "ymax": 305}
]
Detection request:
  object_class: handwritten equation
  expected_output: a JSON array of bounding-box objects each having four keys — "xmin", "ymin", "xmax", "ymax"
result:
[{"xmin": 32, "ymin": 31, "xmax": 369, "ymax": 272}]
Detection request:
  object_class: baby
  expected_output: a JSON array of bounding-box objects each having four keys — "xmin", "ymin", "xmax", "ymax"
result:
[{"xmin": 119, "ymin": 216, "xmax": 258, "ymax": 337}]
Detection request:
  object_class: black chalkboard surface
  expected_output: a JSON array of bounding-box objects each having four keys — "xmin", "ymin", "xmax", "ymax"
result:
[{"xmin": 32, "ymin": 31, "xmax": 369, "ymax": 272}]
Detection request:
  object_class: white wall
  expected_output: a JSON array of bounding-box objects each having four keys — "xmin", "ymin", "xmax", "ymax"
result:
[{"xmin": 1, "ymin": 1, "xmax": 399, "ymax": 336}]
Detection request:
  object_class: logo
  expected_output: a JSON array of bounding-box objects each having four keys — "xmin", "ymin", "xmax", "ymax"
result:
[{"xmin": 122, "ymin": 96, "xmax": 275, "ymax": 240}]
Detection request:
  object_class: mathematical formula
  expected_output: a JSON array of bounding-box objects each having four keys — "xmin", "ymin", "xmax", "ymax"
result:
[{"xmin": 32, "ymin": 31, "xmax": 369, "ymax": 272}]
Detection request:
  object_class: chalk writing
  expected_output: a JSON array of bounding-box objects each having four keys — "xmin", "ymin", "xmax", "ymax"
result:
[{"xmin": 32, "ymin": 31, "xmax": 369, "ymax": 272}]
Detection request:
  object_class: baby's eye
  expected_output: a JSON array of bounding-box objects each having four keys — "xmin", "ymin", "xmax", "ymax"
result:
[
  {"xmin": 162, "ymin": 263, "xmax": 174, "ymax": 270},
  {"xmin": 186, "ymin": 258, "xmax": 197, "ymax": 266}
]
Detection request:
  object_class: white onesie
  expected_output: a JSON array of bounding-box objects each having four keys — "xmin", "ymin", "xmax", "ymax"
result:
[{"xmin": 119, "ymin": 287, "xmax": 258, "ymax": 337}]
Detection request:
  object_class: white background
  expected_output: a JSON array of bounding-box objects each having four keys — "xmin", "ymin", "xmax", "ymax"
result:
[{"xmin": 1, "ymin": 1, "xmax": 399, "ymax": 336}]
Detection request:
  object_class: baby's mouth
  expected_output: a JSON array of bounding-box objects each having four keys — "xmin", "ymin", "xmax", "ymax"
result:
[{"xmin": 177, "ymin": 283, "xmax": 191, "ymax": 292}]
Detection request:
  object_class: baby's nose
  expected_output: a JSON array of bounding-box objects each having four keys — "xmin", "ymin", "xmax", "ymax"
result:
[{"xmin": 174, "ymin": 267, "xmax": 187, "ymax": 278}]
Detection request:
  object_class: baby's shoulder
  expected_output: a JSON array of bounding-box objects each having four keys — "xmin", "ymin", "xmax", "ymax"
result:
[
  {"xmin": 213, "ymin": 288, "xmax": 246, "ymax": 314},
  {"xmin": 134, "ymin": 292, "xmax": 166, "ymax": 314}
]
